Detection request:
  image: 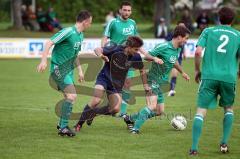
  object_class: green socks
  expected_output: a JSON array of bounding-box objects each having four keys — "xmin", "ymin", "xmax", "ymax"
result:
[
  {"xmin": 221, "ymin": 111, "xmax": 234, "ymax": 144},
  {"xmin": 129, "ymin": 113, "xmax": 139, "ymax": 122},
  {"xmin": 119, "ymin": 90, "xmax": 131, "ymax": 115},
  {"xmin": 191, "ymin": 114, "xmax": 204, "ymax": 151},
  {"xmin": 191, "ymin": 111, "xmax": 234, "ymax": 151},
  {"xmin": 59, "ymin": 100, "xmax": 73, "ymax": 129},
  {"xmin": 131, "ymin": 106, "xmax": 156, "ymax": 130}
]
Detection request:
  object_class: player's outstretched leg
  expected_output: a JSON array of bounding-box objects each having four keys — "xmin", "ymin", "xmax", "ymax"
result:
[
  {"xmin": 86, "ymin": 105, "xmax": 111, "ymax": 126},
  {"xmin": 190, "ymin": 114, "xmax": 204, "ymax": 155},
  {"xmin": 119, "ymin": 78, "xmax": 132, "ymax": 117},
  {"xmin": 168, "ymin": 68, "xmax": 179, "ymax": 97},
  {"xmin": 130, "ymin": 106, "xmax": 156, "ymax": 134},
  {"xmin": 220, "ymin": 111, "xmax": 234, "ymax": 153},
  {"xmin": 189, "ymin": 149, "xmax": 198, "ymax": 156},
  {"xmin": 86, "ymin": 112, "xmax": 96, "ymax": 126},
  {"xmin": 58, "ymin": 126, "xmax": 76, "ymax": 137},
  {"xmin": 168, "ymin": 76, "xmax": 176, "ymax": 96},
  {"xmin": 220, "ymin": 143, "xmax": 229, "ymax": 154},
  {"xmin": 75, "ymin": 104, "xmax": 95, "ymax": 132},
  {"xmin": 58, "ymin": 99, "xmax": 75, "ymax": 137},
  {"xmin": 119, "ymin": 97, "xmax": 129, "ymax": 117},
  {"xmin": 123, "ymin": 114, "xmax": 135, "ymax": 130}
]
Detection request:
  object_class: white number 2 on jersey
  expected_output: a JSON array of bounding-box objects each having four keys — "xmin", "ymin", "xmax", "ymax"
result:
[{"xmin": 217, "ymin": 35, "xmax": 229, "ymax": 53}]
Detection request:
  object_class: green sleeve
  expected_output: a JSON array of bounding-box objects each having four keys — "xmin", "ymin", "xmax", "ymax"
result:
[
  {"xmin": 103, "ymin": 19, "xmax": 115, "ymax": 37},
  {"xmin": 134, "ymin": 21, "xmax": 138, "ymax": 35},
  {"xmin": 50, "ymin": 27, "xmax": 72, "ymax": 44},
  {"xmin": 149, "ymin": 43, "xmax": 167, "ymax": 56},
  {"xmin": 196, "ymin": 28, "xmax": 208, "ymax": 48}
]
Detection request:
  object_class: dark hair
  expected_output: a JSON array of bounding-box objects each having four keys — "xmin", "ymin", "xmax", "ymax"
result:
[
  {"xmin": 126, "ymin": 36, "xmax": 143, "ymax": 48},
  {"xmin": 120, "ymin": 1, "xmax": 132, "ymax": 8},
  {"xmin": 172, "ymin": 25, "xmax": 191, "ymax": 38},
  {"xmin": 218, "ymin": 7, "xmax": 235, "ymax": 25},
  {"xmin": 76, "ymin": 10, "xmax": 92, "ymax": 22}
]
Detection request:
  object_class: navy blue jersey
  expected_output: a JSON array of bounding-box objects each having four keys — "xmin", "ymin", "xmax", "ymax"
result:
[{"xmin": 98, "ymin": 44, "xmax": 143, "ymax": 90}]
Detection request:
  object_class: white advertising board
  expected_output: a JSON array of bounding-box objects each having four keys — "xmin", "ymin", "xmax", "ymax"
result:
[{"xmin": 0, "ymin": 38, "xmax": 198, "ymax": 58}]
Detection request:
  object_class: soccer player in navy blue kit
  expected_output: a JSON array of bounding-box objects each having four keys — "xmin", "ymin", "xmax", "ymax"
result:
[{"xmin": 74, "ymin": 36, "xmax": 161, "ymax": 131}]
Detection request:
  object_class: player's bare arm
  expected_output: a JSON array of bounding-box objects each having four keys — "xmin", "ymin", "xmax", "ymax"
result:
[
  {"xmin": 76, "ymin": 56, "xmax": 84, "ymax": 83},
  {"xmin": 139, "ymin": 48, "xmax": 164, "ymax": 64},
  {"xmin": 37, "ymin": 40, "xmax": 54, "ymax": 73},
  {"xmin": 139, "ymin": 68, "xmax": 151, "ymax": 92},
  {"xmin": 174, "ymin": 61, "xmax": 190, "ymax": 81},
  {"xmin": 94, "ymin": 47, "xmax": 109, "ymax": 62},
  {"xmin": 101, "ymin": 36, "xmax": 109, "ymax": 47}
]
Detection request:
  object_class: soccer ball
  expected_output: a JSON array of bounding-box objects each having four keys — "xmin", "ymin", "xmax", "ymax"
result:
[{"xmin": 171, "ymin": 115, "xmax": 187, "ymax": 130}]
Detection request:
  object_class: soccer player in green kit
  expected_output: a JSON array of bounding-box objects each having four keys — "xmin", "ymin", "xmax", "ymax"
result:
[
  {"xmin": 37, "ymin": 10, "xmax": 92, "ymax": 137},
  {"xmin": 123, "ymin": 25, "xmax": 191, "ymax": 134},
  {"xmin": 102, "ymin": 1, "xmax": 140, "ymax": 117},
  {"xmin": 189, "ymin": 7, "xmax": 240, "ymax": 155}
]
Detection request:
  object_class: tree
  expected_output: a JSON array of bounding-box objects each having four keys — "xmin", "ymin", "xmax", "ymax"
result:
[{"xmin": 11, "ymin": 0, "xmax": 22, "ymax": 29}]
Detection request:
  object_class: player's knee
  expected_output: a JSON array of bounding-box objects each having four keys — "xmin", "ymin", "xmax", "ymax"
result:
[
  {"xmin": 111, "ymin": 106, "xmax": 120, "ymax": 114},
  {"xmin": 90, "ymin": 98, "xmax": 101, "ymax": 107},
  {"xmin": 224, "ymin": 107, "xmax": 233, "ymax": 113},
  {"xmin": 124, "ymin": 79, "xmax": 131, "ymax": 89},
  {"xmin": 171, "ymin": 69, "xmax": 178, "ymax": 76},
  {"xmin": 66, "ymin": 94, "xmax": 77, "ymax": 102},
  {"xmin": 156, "ymin": 108, "xmax": 164, "ymax": 115},
  {"xmin": 196, "ymin": 108, "xmax": 207, "ymax": 117},
  {"xmin": 148, "ymin": 104, "xmax": 157, "ymax": 111}
]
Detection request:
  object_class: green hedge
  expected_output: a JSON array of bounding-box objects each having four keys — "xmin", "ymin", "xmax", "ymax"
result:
[
  {"xmin": 3, "ymin": 0, "xmax": 237, "ymax": 24},
  {"xmin": 2, "ymin": 0, "xmax": 155, "ymax": 23},
  {"xmin": 37, "ymin": 0, "xmax": 154, "ymax": 23},
  {"xmin": 0, "ymin": 0, "xmax": 11, "ymax": 22}
]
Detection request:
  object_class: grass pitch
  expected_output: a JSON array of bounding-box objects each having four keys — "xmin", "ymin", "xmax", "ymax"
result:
[{"xmin": 0, "ymin": 59, "xmax": 239, "ymax": 159}]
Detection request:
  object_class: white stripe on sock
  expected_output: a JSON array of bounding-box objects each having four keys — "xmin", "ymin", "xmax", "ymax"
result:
[
  {"xmin": 225, "ymin": 112, "xmax": 233, "ymax": 116},
  {"xmin": 195, "ymin": 116, "xmax": 203, "ymax": 121},
  {"xmin": 122, "ymin": 100, "xmax": 127, "ymax": 104}
]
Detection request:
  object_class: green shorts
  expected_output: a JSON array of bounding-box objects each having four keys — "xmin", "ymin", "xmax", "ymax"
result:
[
  {"xmin": 127, "ymin": 68, "xmax": 135, "ymax": 78},
  {"xmin": 197, "ymin": 79, "xmax": 236, "ymax": 109},
  {"xmin": 50, "ymin": 64, "xmax": 74, "ymax": 91},
  {"xmin": 148, "ymin": 79, "xmax": 164, "ymax": 104}
]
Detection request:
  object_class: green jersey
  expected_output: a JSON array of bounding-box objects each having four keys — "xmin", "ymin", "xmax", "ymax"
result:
[
  {"xmin": 148, "ymin": 41, "xmax": 181, "ymax": 83},
  {"xmin": 50, "ymin": 25, "xmax": 84, "ymax": 72},
  {"xmin": 197, "ymin": 25, "xmax": 240, "ymax": 83},
  {"xmin": 104, "ymin": 16, "xmax": 138, "ymax": 44}
]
